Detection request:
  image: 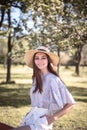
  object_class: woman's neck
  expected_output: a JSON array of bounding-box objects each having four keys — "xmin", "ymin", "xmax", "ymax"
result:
[{"xmin": 40, "ymin": 69, "xmax": 49, "ymax": 76}]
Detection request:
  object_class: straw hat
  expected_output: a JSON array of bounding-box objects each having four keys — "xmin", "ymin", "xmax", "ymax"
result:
[{"xmin": 24, "ymin": 46, "xmax": 59, "ymax": 68}]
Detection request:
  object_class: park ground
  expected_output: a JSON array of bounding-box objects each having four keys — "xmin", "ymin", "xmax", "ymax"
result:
[{"xmin": 0, "ymin": 65, "xmax": 87, "ymax": 130}]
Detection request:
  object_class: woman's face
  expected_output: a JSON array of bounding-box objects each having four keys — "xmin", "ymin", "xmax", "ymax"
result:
[{"xmin": 34, "ymin": 52, "xmax": 48, "ymax": 71}]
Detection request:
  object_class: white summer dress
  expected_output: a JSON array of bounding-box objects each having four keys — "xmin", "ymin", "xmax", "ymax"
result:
[{"xmin": 20, "ymin": 72, "xmax": 75, "ymax": 130}]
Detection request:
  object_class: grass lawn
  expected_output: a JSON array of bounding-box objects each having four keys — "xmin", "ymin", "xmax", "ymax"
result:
[{"xmin": 0, "ymin": 65, "xmax": 87, "ymax": 130}]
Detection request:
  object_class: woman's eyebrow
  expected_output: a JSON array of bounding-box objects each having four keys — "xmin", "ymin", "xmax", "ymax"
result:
[{"xmin": 42, "ymin": 55, "xmax": 47, "ymax": 57}]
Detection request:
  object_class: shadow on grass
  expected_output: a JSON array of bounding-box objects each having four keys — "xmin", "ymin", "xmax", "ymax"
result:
[
  {"xmin": 0, "ymin": 84, "xmax": 31, "ymax": 108},
  {"xmin": 0, "ymin": 83, "xmax": 87, "ymax": 108},
  {"xmin": 0, "ymin": 73, "xmax": 32, "ymax": 79},
  {"xmin": 68, "ymin": 86, "xmax": 87, "ymax": 102}
]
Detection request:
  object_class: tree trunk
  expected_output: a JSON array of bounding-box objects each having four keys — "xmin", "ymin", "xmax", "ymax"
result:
[
  {"xmin": 75, "ymin": 44, "xmax": 83, "ymax": 76},
  {"xmin": 75, "ymin": 61, "xmax": 80, "ymax": 75},
  {"xmin": 6, "ymin": 8, "xmax": 12, "ymax": 83},
  {"xmin": 0, "ymin": 8, "xmax": 5, "ymax": 27},
  {"xmin": 57, "ymin": 47, "xmax": 60, "ymax": 75},
  {"xmin": 6, "ymin": 32, "xmax": 12, "ymax": 83}
]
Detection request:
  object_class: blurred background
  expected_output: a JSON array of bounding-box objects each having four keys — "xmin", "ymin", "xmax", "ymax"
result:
[{"xmin": 0, "ymin": 0, "xmax": 87, "ymax": 130}]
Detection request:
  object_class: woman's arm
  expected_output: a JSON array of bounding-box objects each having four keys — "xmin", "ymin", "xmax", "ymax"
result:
[{"xmin": 46, "ymin": 103, "xmax": 74, "ymax": 125}]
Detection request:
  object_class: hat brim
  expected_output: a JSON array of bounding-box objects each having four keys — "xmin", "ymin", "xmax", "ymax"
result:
[{"xmin": 24, "ymin": 50, "xmax": 59, "ymax": 68}]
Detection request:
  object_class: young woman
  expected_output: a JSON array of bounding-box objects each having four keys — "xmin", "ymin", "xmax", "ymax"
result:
[{"xmin": 7, "ymin": 46, "xmax": 75, "ymax": 130}]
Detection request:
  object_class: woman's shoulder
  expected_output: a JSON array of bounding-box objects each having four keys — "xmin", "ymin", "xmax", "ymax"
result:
[
  {"xmin": 46, "ymin": 72, "xmax": 60, "ymax": 81},
  {"xmin": 47, "ymin": 73, "xmax": 64, "ymax": 87}
]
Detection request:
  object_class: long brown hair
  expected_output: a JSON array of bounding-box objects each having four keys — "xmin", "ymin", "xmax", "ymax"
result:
[{"xmin": 32, "ymin": 53, "xmax": 59, "ymax": 93}]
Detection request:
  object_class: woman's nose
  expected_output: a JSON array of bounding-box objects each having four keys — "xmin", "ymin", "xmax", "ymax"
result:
[{"xmin": 38, "ymin": 59, "xmax": 42, "ymax": 62}]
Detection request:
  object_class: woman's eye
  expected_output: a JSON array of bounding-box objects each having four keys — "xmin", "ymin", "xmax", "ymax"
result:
[
  {"xmin": 34, "ymin": 57, "xmax": 47, "ymax": 60},
  {"xmin": 35, "ymin": 57, "xmax": 39, "ymax": 60},
  {"xmin": 42, "ymin": 57, "xmax": 46, "ymax": 59}
]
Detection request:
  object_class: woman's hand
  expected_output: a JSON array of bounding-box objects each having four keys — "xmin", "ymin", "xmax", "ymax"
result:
[
  {"xmin": 45, "ymin": 104, "xmax": 74, "ymax": 125},
  {"xmin": 45, "ymin": 115, "xmax": 55, "ymax": 125}
]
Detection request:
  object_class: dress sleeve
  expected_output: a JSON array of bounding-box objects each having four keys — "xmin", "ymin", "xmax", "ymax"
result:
[{"xmin": 50, "ymin": 77, "xmax": 76, "ymax": 111}]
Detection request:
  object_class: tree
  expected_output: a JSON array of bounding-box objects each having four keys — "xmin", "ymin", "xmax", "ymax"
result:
[
  {"xmin": 15, "ymin": 0, "xmax": 87, "ymax": 75},
  {"xmin": 0, "ymin": 0, "xmax": 65, "ymax": 81},
  {"xmin": 0, "ymin": 0, "xmax": 28, "ymax": 83},
  {"xmin": 63, "ymin": 1, "xmax": 87, "ymax": 75},
  {"xmin": 17, "ymin": 1, "xmax": 71, "ymax": 74}
]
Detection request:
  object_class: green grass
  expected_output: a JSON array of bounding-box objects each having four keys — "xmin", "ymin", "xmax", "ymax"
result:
[{"xmin": 0, "ymin": 65, "xmax": 87, "ymax": 130}]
